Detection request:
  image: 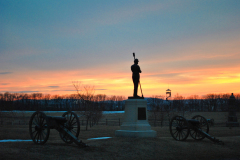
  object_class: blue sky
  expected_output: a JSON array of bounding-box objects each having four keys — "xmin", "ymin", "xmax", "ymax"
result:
[{"xmin": 1, "ymin": 0, "xmax": 240, "ymax": 97}]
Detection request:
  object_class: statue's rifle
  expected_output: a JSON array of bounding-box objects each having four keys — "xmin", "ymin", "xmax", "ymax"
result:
[{"xmin": 132, "ymin": 52, "xmax": 143, "ymax": 98}]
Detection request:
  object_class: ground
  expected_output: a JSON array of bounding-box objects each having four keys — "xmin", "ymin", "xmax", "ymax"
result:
[{"xmin": 0, "ymin": 112, "xmax": 240, "ymax": 160}]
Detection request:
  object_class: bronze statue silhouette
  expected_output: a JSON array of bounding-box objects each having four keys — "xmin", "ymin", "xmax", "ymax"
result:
[{"xmin": 131, "ymin": 53, "xmax": 143, "ymax": 98}]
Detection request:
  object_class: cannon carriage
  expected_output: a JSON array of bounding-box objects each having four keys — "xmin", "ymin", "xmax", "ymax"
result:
[
  {"xmin": 169, "ymin": 115, "xmax": 223, "ymax": 144},
  {"xmin": 29, "ymin": 111, "xmax": 87, "ymax": 147}
]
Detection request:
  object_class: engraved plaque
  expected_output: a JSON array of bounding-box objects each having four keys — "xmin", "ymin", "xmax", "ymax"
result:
[{"xmin": 138, "ymin": 107, "xmax": 146, "ymax": 120}]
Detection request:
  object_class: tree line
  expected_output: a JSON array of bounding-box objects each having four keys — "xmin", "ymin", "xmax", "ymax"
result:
[
  {"xmin": 149, "ymin": 93, "xmax": 240, "ymax": 112},
  {"xmin": 1, "ymin": 92, "xmax": 240, "ymax": 112},
  {"xmin": 0, "ymin": 92, "xmax": 126, "ymax": 111},
  {"xmin": 148, "ymin": 93, "xmax": 240, "ymax": 127},
  {"xmin": 1, "ymin": 91, "xmax": 239, "ymax": 129}
]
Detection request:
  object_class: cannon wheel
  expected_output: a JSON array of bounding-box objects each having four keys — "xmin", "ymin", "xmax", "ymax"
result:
[
  {"xmin": 170, "ymin": 115, "xmax": 190, "ymax": 141},
  {"xmin": 190, "ymin": 115, "xmax": 209, "ymax": 140},
  {"xmin": 29, "ymin": 111, "xmax": 50, "ymax": 145},
  {"xmin": 59, "ymin": 111, "xmax": 80, "ymax": 144}
]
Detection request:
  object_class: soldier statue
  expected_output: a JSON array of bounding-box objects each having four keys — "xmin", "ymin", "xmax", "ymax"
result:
[{"xmin": 131, "ymin": 58, "xmax": 142, "ymax": 97}]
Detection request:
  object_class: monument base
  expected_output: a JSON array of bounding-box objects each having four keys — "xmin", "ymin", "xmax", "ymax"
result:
[
  {"xmin": 226, "ymin": 115, "xmax": 239, "ymax": 127},
  {"xmin": 115, "ymin": 99, "xmax": 157, "ymax": 138}
]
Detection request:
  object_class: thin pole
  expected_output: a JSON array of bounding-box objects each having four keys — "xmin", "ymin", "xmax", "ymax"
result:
[{"xmin": 139, "ymin": 82, "xmax": 143, "ymax": 97}]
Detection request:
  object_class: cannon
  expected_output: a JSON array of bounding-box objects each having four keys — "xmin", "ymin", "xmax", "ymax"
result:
[
  {"xmin": 169, "ymin": 115, "xmax": 223, "ymax": 144},
  {"xmin": 29, "ymin": 111, "xmax": 87, "ymax": 147}
]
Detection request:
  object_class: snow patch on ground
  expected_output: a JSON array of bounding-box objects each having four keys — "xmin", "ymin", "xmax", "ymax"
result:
[
  {"xmin": 1, "ymin": 111, "xmax": 124, "ymax": 114},
  {"xmin": 102, "ymin": 111, "xmax": 124, "ymax": 114},
  {"xmin": 87, "ymin": 137, "xmax": 112, "ymax": 140},
  {"xmin": 0, "ymin": 139, "xmax": 32, "ymax": 142}
]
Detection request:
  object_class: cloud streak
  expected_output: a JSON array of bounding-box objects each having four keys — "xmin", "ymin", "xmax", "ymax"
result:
[
  {"xmin": 1, "ymin": 83, "xmax": 9, "ymax": 85},
  {"xmin": 0, "ymin": 72, "xmax": 12, "ymax": 75},
  {"xmin": 48, "ymin": 86, "xmax": 59, "ymax": 88}
]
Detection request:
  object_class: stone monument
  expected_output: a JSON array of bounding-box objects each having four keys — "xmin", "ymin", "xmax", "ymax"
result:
[
  {"xmin": 226, "ymin": 93, "xmax": 239, "ymax": 127},
  {"xmin": 115, "ymin": 53, "xmax": 157, "ymax": 137}
]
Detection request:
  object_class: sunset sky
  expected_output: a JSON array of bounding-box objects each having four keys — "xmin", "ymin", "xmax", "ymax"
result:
[{"xmin": 1, "ymin": 0, "xmax": 240, "ymax": 98}]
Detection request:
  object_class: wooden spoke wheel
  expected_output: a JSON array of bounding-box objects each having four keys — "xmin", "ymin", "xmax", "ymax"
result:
[
  {"xmin": 59, "ymin": 111, "xmax": 80, "ymax": 144},
  {"xmin": 190, "ymin": 115, "xmax": 209, "ymax": 140},
  {"xmin": 170, "ymin": 115, "xmax": 190, "ymax": 141},
  {"xmin": 29, "ymin": 111, "xmax": 50, "ymax": 145}
]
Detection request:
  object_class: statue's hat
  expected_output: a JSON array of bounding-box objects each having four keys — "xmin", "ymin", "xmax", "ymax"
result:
[{"xmin": 134, "ymin": 59, "xmax": 139, "ymax": 62}]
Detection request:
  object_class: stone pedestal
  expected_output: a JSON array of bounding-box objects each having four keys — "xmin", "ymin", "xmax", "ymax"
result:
[
  {"xmin": 226, "ymin": 111, "xmax": 239, "ymax": 127},
  {"xmin": 226, "ymin": 94, "xmax": 239, "ymax": 127},
  {"xmin": 115, "ymin": 99, "xmax": 157, "ymax": 137}
]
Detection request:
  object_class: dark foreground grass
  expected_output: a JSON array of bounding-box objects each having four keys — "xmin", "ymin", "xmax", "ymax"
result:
[
  {"xmin": 0, "ymin": 125, "xmax": 240, "ymax": 160},
  {"xmin": 1, "ymin": 136, "xmax": 240, "ymax": 160},
  {"xmin": 1, "ymin": 112, "xmax": 240, "ymax": 160}
]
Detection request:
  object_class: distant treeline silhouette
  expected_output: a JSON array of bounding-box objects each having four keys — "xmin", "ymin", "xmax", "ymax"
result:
[
  {"xmin": 0, "ymin": 92, "xmax": 126, "ymax": 111},
  {"xmin": 0, "ymin": 92, "xmax": 239, "ymax": 112},
  {"xmin": 147, "ymin": 93, "xmax": 240, "ymax": 113}
]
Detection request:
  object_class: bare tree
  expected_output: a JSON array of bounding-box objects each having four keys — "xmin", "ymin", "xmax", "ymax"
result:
[{"xmin": 72, "ymin": 81, "xmax": 102, "ymax": 130}]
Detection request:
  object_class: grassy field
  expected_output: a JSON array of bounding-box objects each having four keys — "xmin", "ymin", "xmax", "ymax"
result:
[
  {"xmin": 0, "ymin": 111, "xmax": 240, "ymax": 160},
  {"xmin": 1, "ymin": 111, "xmax": 239, "ymax": 125}
]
